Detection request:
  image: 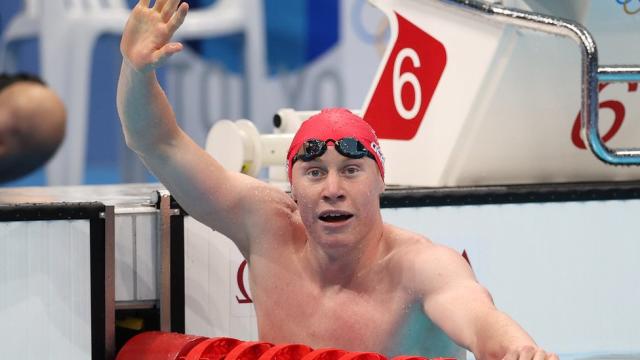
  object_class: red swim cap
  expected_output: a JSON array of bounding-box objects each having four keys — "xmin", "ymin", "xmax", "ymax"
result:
[{"xmin": 287, "ymin": 108, "xmax": 385, "ymax": 182}]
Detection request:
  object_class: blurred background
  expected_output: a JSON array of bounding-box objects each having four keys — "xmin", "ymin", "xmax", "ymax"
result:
[
  {"xmin": 1, "ymin": 0, "xmax": 639, "ymax": 188},
  {"xmin": 2, "ymin": 2, "xmax": 640, "ymax": 356},
  {"xmin": 0, "ymin": 0, "xmax": 388, "ymax": 187}
]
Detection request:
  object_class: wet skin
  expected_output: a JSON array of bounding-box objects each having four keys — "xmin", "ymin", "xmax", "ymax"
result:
[
  {"xmin": 116, "ymin": 2, "xmax": 558, "ymax": 359},
  {"xmin": 245, "ymin": 147, "xmax": 462, "ymax": 356}
]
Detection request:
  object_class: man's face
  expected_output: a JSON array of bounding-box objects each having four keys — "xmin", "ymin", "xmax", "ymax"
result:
[{"xmin": 291, "ymin": 146, "xmax": 385, "ymax": 249}]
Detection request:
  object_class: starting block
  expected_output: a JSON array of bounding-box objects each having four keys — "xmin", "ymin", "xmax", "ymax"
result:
[{"xmin": 206, "ymin": 0, "xmax": 640, "ymax": 187}]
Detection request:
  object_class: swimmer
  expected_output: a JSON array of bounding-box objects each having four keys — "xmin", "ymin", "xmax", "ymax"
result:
[
  {"xmin": 116, "ymin": 1, "xmax": 558, "ymax": 359},
  {"xmin": 0, "ymin": 73, "xmax": 66, "ymax": 184}
]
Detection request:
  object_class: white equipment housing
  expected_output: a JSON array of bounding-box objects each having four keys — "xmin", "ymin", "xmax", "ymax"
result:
[{"xmin": 209, "ymin": 1, "xmax": 640, "ymax": 187}]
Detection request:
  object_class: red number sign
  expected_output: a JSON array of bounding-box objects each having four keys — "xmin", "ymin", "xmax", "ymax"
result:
[
  {"xmin": 235, "ymin": 260, "xmax": 253, "ymax": 304},
  {"xmin": 364, "ymin": 13, "xmax": 447, "ymax": 140},
  {"xmin": 571, "ymin": 82, "xmax": 638, "ymax": 149}
]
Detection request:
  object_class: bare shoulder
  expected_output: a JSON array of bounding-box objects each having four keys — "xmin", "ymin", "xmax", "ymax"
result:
[
  {"xmin": 188, "ymin": 170, "xmax": 300, "ymax": 259},
  {"xmin": 237, "ymin": 183, "xmax": 310, "ymax": 262},
  {"xmin": 238, "ymin": 177, "xmax": 300, "ymax": 233},
  {"xmin": 383, "ymin": 223, "xmax": 461, "ymax": 262},
  {"xmin": 240, "ymin": 178, "xmax": 297, "ymax": 213},
  {"xmin": 382, "ymin": 224, "xmax": 474, "ymax": 294}
]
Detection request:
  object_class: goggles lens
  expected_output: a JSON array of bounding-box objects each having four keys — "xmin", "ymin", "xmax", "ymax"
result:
[{"xmin": 292, "ymin": 137, "xmax": 374, "ymax": 165}]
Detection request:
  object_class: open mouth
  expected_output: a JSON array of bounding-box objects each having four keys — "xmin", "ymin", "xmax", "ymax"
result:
[{"xmin": 318, "ymin": 211, "xmax": 354, "ymax": 223}]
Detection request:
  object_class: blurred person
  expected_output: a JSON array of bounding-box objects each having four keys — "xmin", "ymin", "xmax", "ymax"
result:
[{"xmin": 0, "ymin": 73, "xmax": 66, "ymax": 183}]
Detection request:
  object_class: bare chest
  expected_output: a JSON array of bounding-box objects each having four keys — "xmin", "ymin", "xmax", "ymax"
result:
[{"xmin": 248, "ymin": 258, "xmax": 411, "ymax": 353}]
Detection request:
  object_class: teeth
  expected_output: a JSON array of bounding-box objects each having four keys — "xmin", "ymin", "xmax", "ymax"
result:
[
  {"xmin": 319, "ymin": 212, "xmax": 352, "ymax": 221},
  {"xmin": 322, "ymin": 213, "xmax": 346, "ymax": 218}
]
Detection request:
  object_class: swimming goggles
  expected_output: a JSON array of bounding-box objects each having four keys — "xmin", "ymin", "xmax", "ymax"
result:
[{"xmin": 292, "ymin": 137, "xmax": 375, "ymax": 165}]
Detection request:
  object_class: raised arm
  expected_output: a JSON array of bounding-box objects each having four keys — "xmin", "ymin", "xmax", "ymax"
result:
[
  {"xmin": 116, "ymin": 0, "xmax": 296, "ymax": 257},
  {"xmin": 411, "ymin": 244, "xmax": 557, "ymax": 360}
]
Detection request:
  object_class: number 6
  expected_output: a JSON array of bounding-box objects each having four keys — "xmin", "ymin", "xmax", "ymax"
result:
[{"xmin": 393, "ymin": 48, "xmax": 422, "ymax": 120}]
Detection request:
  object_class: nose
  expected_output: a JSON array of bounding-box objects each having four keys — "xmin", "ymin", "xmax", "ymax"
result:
[{"xmin": 321, "ymin": 170, "xmax": 345, "ymax": 202}]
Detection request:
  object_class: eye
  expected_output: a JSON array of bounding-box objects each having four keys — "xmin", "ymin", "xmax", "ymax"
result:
[
  {"xmin": 343, "ymin": 165, "xmax": 360, "ymax": 176},
  {"xmin": 306, "ymin": 168, "xmax": 325, "ymax": 178}
]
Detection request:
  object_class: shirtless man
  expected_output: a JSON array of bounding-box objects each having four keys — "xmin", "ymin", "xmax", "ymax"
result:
[{"xmin": 116, "ymin": 1, "xmax": 558, "ymax": 359}]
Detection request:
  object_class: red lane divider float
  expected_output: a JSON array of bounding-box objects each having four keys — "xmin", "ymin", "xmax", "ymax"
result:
[
  {"xmin": 225, "ymin": 341, "xmax": 275, "ymax": 360},
  {"xmin": 116, "ymin": 331, "xmax": 456, "ymax": 360},
  {"xmin": 115, "ymin": 331, "xmax": 207, "ymax": 360},
  {"xmin": 185, "ymin": 337, "xmax": 243, "ymax": 360},
  {"xmin": 391, "ymin": 357, "xmax": 455, "ymax": 360},
  {"xmin": 339, "ymin": 352, "xmax": 387, "ymax": 360},
  {"xmin": 258, "ymin": 343, "xmax": 314, "ymax": 360},
  {"xmin": 301, "ymin": 348, "xmax": 348, "ymax": 360}
]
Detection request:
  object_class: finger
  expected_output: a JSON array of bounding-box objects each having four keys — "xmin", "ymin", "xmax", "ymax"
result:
[
  {"xmin": 151, "ymin": 42, "xmax": 183, "ymax": 66},
  {"xmin": 161, "ymin": 0, "xmax": 181, "ymax": 22},
  {"xmin": 138, "ymin": 0, "xmax": 150, "ymax": 8},
  {"xmin": 533, "ymin": 349, "xmax": 546, "ymax": 360},
  {"xmin": 502, "ymin": 350, "xmax": 518, "ymax": 360},
  {"xmin": 167, "ymin": 2, "xmax": 188, "ymax": 34},
  {"xmin": 152, "ymin": 0, "xmax": 168, "ymax": 12},
  {"xmin": 547, "ymin": 353, "xmax": 559, "ymax": 360},
  {"xmin": 518, "ymin": 346, "xmax": 536, "ymax": 360}
]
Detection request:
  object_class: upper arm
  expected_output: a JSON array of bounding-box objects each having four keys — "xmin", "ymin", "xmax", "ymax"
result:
[
  {"xmin": 408, "ymin": 245, "xmax": 496, "ymax": 353},
  {"xmin": 116, "ymin": 64, "xmax": 296, "ymax": 257},
  {"xmin": 140, "ymin": 129, "xmax": 296, "ymax": 257},
  {"xmin": 410, "ymin": 245, "xmax": 535, "ymax": 360}
]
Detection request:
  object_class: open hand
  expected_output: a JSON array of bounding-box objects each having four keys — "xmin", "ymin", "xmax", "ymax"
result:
[
  {"xmin": 502, "ymin": 345, "xmax": 559, "ymax": 360},
  {"xmin": 120, "ymin": 0, "xmax": 189, "ymax": 73}
]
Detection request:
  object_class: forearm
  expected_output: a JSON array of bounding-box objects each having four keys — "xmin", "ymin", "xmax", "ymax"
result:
[
  {"xmin": 472, "ymin": 310, "xmax": 536, "ymax": 360},
  {"xmin": 116, "ymin": 60, "xmax": 179, "ymax": 155}
]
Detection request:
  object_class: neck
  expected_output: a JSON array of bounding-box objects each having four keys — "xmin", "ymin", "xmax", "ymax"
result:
[{"xmin": 304, "ymin": 218, "xmax": 386, "ymax": 289}]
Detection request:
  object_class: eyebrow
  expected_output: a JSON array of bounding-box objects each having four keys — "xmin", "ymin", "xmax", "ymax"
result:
[
  {"xmin": 300, "ymin": 159, "xmax": 324, "ymax": 167},
  {"xmin": 302, "ymin": 157, "xmax": 365, "ymax": 168}
]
